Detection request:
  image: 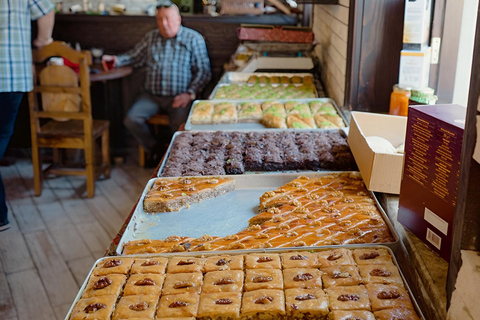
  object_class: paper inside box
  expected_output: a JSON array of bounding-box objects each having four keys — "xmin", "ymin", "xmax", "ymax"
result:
[{"xmin": 348, "ymin": 112, "xmax": 407, "ymax": 194}]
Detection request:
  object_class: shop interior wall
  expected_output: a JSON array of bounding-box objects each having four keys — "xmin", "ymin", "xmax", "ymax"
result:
[
  {"xmin": 58, "ymin": 0, "xmax": 158, "ymax": 14},
  {"xmin": 312, "ymin": 0, "xmax": 349, "ymax": 108}
]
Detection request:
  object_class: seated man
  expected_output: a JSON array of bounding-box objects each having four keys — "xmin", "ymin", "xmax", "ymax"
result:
[{"xmin": 104, "ymin": 0, "xmax": 211, "ymax": 166}]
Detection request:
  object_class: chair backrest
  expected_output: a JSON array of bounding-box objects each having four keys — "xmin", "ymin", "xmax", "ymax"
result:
[{"xmin": 28, "ymin": 41, "xmax": 93, "ymax": 124}]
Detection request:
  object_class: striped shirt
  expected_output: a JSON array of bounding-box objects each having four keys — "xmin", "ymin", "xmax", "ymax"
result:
[
  {"xmin": 116, "ymin": 26, "xmax": 211, "ymax": 96},
  {"xmin": 0, "ymin": 0, "xmax": 54, "ymax": 92}
]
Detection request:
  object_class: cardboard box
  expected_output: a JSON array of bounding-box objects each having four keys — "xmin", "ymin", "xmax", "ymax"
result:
[
  {"xmin": 237, "ymin": 25, "xmax": 314, "ymax": 43},
  {"xmin": 399, "ymin": 47, "xmax": 431, "ymax": 89},
  {"xmin": 403, "ymin": 0, "xmax": 432, "ymax": 51},
  {"xmin": 398, "ymin": 104, "xmax": 466, "ymax": 261},
  {"xmin": 347, "ymin": 112, "xmax": 408, "ymax": 194}
]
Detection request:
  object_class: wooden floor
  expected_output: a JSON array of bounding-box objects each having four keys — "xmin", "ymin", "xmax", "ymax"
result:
[{"xmin": 0, "ymin": 155, "xmax": 153, "ymax": 320}]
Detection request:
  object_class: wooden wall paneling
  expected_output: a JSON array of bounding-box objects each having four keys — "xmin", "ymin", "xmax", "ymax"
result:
[
  {"xmin": 346, "ymin": 0, "xmax": 405, "ymax": 113},
  {"xmin": 447, "ymin": 2, "xmax": 480, "ymax": 303},
  {"xmin": 345, "ymin": 0, "xmax": 363, "ymax": 111},
  {"xmin": 428, "ymin": 0, "xmax": 447, "ymax": 90}
]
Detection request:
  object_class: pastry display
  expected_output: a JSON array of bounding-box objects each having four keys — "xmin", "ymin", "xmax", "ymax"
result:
[
  {"xmin": 213, "ymin": 83, "xmax": 317, "ymax": 100},
  {"xmin": 143, "ymin": 177, "xmax": 235, "ymax": 213},
  {"xmin": 68, "ymin": 248, "xmax": 422, "ymax": 320},
  {"xmin": 188, "ymin": 99, "xmax": 344, "ymax": 129},
  {"xmin": 161, "ymin": 131, "xmax": 355, "ymax": 177},
  {"xmin": 124, "ymin": 173, "xmax": 394, "ymax": 255},
  {"xmin": 245, "ymin": 75, "xmax": 313, "ymax": 85}
]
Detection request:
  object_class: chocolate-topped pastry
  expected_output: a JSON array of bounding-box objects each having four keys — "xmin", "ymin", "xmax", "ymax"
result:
[{"xmin": 225, "ymin": 160, "xmax": 245, "ymax": 175}]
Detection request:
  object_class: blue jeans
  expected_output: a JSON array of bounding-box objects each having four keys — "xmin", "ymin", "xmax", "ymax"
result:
[
  {"xmin": 0, "ymin": 92, "xmax": 23, "ymax": 225},
  {"xmin": 123, "ymin": 92, "xmax": 191, "ymax": 153}
]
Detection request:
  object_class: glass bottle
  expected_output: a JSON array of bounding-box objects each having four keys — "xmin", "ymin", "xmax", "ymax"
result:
[{"xmin": 389, "ymin": 84, "xmax": 411, "ymax": 116}]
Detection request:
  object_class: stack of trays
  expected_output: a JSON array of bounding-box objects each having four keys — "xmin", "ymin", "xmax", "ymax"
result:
[{"xmin": 65, "ymin": 247, "xmax": 424, "ymax": 320}]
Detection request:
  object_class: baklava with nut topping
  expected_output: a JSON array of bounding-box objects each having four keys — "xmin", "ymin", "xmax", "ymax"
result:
[
  {"xmin": 70, "ymin": 295, "xmax": 117, "ymax": 320},
  {"xmin": 244, "ymin": 269, "xmax": 283, "ymax": 292},
  {"xmin": 131, "ymin": 257, "xmax": 169, "ymax": 274},
  {"xmin": 280, "ymin": 252, "xmax": 319, "ymax": 269},
  {"xmin": 358, "ymin": 262, "xmax": 404, "ymax": 286},
  {"xmin": 167, "ymin": 257, "xmax": 206, "ymax": 274},
  {"xmin": 203, "ymin": 255, "xmax": 244, "ymax": 273},
  {"xmin": 162, "ymin": 272, "xmax": 203, "ymax": 295},
  {"xmin": 244, "ymin": 253, "xmax": 281, "ymax": 269},
  {"xmin": 82, "ymin": 274, "xmax": 127, "ymax": 298},
  {"xmin": 240, "ymin": 289, "xmax": 286, "ymax": 320},
  {"xmin": 353, "ymin": 248, "xmax": 393, "ymax": 265},
  {"xmin": 92, "ymin": 258, "xmax": 133, "ymax": 276},
  {"xmin": 327, "ymin": 310, "xmax": 375, "ymax": 320},
  {"xmin": 202, "ymin": 270, "xmax": 244, "ymax": 293},
  {"xmin": 325, "ymin": 285, "xmax": 371, "ymax": 311},
  {"xmin": 321, "ymin": 265, "xmax": 362, "ymax": 288},
  {"xmin": 112, "ymin": 294, "xmax": 159, "ymax": 320},
  {"xmin": 197, "ymin": 292, "xmax": 242, "ymax": 320},
  {"xmin": 285, "ymin": 288, "xmax": 329, "ymax": 320},
  {"xmin": 143, "ymin": 177, "xmax": 235, "ymax": 213},
  {"xmin": 283, "ymin": 268, "xmax": 323, "ymax": 289},
  {"xmin": 123, "ymin": 273, "xmax": 165, "ymax": 296},
  {"xmin": 156, "ymin": 293, "xmax": 200, "ymax": 318},
  {"xmin": 365, "ymin": 284, "xmax": 415, "ymax": 312}
]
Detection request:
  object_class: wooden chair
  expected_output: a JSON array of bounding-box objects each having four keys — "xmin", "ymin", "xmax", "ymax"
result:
[
  {"xmin": 28, "ymin": 41, "xmax": 110, "ymax": 198},
  {"xmin": 138, "ymin": 114, "xmax": 170, "ymax": 167}
]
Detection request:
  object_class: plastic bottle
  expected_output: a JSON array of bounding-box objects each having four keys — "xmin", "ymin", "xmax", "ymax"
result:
[{"xmin": 389, "ymin": 84, "xmax": 411, "ymax": 116}]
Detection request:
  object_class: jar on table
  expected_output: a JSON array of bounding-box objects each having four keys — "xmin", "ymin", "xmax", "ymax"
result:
[
  {"xmin": 389, "ymin": 84, "xmax": 411, "ymax": 116},
  {"xmin": 409, "ymin": 88, "xmax": 438, "ymax": 105}
]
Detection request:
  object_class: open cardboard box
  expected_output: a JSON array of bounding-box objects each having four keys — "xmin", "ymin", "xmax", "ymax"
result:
[{"xmin": 348, "ymin": 112, "xmax": 407, "ymax": 194}]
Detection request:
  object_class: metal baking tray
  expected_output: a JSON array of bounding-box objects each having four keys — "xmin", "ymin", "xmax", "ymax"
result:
[
  {"xmin": 184, "ymin": 98, "xmax": 348, "ymax": 131},
  {"xmin": 64, "ymin": 245, "xmax": 425, "ymax": 320},
  {"xmin": 157, "ymin": 129, "xmax": 350, "ymax": 177},
  {"xmin": 209, "ymin": 83, "xmax": 318, "ymax": 100},
  {"xmin": 218, "ymin": 72, "xmax": 314, "ymax": 84},
  {"xmin": 116, "ymin": 172, "xmax": 399, "ymax": 255}
]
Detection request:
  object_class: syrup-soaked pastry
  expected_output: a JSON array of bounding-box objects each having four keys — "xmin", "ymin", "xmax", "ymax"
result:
[
  {"xmin": 237, "ymin": 102, "xmax": 262, "ymax": 122},
  {"xmin": 131, "ymin": 257, "xmax": 169, "ymax": 274},
  {"xmin": 157, "ymin": 293, "xmax": 200, "ymax": 318},
  {"xmin": 197, "ymin": 292, "xmax": 242, "ymax": 320},
  {"xmin": 203, "ymin": 255, "xmax": 244, "ymax": 272},
  {"xmin": 314, "ymin": 113, "xmax": 340, "ymax": 129},
  {"xmin": 269, "ymin": 76, "xmax": 280, "ymax": 84},
  {"xmin": 322, "ymin": 114, "xmax": 345, "ymax": 128},
  {"xmin": 212, "ymin": 102, "xmax": 237, "ymax": 124},
  {"xmin": 260, "ymin": 112, "xmax": 287, "ymax": 129},
  {"xmin": 190, "ymin": 102, "xmax": 214, "ymax": 124},
  {"xmin": 93, "ymin": 258, "xmax": 133, "ymax": 276},
  {"xmin": 373, "ymin": 307, "xmax": 421, "ymax": 320},
  {"xmin": 280, "ymin": 252, "xmax": 318, "ymax": 269},
  {"xmin": 302, "ymin": 75, "xmax": 314, "ymax": 85},
  {"xmin": 314, "ymin": 102, "xmax": 337, "ymax": 116},
  {"xmin": 317, "ymin": 249, "xmax": 356, "ymax": 268},
  {"xmin": 365, "ymin": 284, "xmax": 415, "ymax": 311},
  {"xmin": 112, "ymin": 294, "xmax": 158, "ymax": 320},
  {"xmin": 280, "ymin": 76, "xmax": 290, "ymax": 84},
  {"xmin": 202, "ymin": 270, "xmax": 244, "ymax": 293},
  {"xmin": 327, "ymin": 310, "xmax": 376, "ymax": 320},
  {"xmin": 70, "ymin": 295, "xmax": 117, "ymax": 320},
  {"xmin": 291, "ymin": 76, "xmax": 302, "ymax": 84},
  {"xmin": 358, "ymin": 262, "xmax": 404, "ymax": 286},
  {"xmin": 167, "ymin": 257, "xmax": 206, "ymax": 273},
  {"xmin": 240, "ymin": 289, "xmax": 286, "ymax": 320},
  {"xmin": 123, "ymin": 173, "xmax": 394, "ymax": 254},
  {"xmin": 162, "ymin": 272, "xmax": 203, "ymax": 295},
  {"xmin": 122, "ymin": 237, "xmax": 195, "ymax": 255},
  {"xmin": 321, "ymin": 265, "xmax": 362, "ymax": 288},
  {"xmin": 123, "ymin": 273, "xmax": 165, "ymax": 296},
  {"xmin": 143, "ymin": 177, "xmax": 235, "ymax": 213},
  {"xmin": 261, "ymin": 101, "xmax": 282, "ymax": 111},
  {"xmin": 353, "ymin": 248, "xmax": 393, "ymax": 265},
  {"xmin": 287, "ymin": 114, "xmax": 315, "ymax": 129},
  {"xmin": 262, "ymin": 103, "xmax": 286, "ymax": 116},
  {"xmin": 157, "ymin": 318, "xmax": 196, "ymax": 320},
  {"xmin": 325, "ymin": 285, "xmax": 371, "ymax": 311},
  {"xmin": 285, "ymin": 288, "xmax": 329, "ymax": 320},
  {"xmin": 245, "ymin": 253, "xmax": 281, "ymax": 269},
  {"xmin": 247, "ymin": 75, "xmax": 259, "ymax": 84},
  {"xmin": 244, "ymin": 269, "xmax": 283, "ymax": 291},
  {"xmin": 82, "ymin": 274, "xmax": 127, "ymax": 298},
  {"xmin": 283, "ymin": 268, "xmax": 323, "ymax": 289},
  {"xmin": 258, "ymin": 76, "xmax": 269, "ymax": 84}
]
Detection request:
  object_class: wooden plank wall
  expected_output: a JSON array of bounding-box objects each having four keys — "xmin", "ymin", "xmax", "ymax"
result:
[{"xmin": 312, "ymin": 0, "xmax": 350, "ymax": 108}]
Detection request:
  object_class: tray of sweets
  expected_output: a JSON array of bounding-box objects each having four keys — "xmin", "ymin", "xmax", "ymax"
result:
[
  {"xmin": 218, "ymin": 72, "xmax": 314, "ymax": 85},
  {"xmin": 184, "ymin": 98, "xmax": 348, "ymax": 131},
  {"xmin": 65, "ymin": 245, "xmax": 424, "ymax": 320},
  {"xmin": 116, "ymin": 172, "xmax": 399, "ymax": 256},
  {"xmin": 209, "ymin": 83, "xmax": 318, "ymax": 100},
  {"xmin": 158, "ymin": 130, "xmax": 356, "ymax": 177}
]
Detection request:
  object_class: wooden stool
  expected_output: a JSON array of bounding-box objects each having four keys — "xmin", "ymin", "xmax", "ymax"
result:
[{"xmin": 138, "ymin": 114, "xmax": 170, "ymax": 167}]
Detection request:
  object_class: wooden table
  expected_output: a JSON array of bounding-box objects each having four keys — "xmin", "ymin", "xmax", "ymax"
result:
[{"xmin": 90, "ymin": 66, "xmax": 133, "ymax": 158}]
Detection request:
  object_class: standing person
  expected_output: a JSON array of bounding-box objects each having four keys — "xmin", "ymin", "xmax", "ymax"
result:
[
  {"xmin": 0, "ymin": 0, "xmax": 55, "ymax": 232},
  {"xmin": 103, "ymin": 0, "xmax": 211, "ymax": 167}
]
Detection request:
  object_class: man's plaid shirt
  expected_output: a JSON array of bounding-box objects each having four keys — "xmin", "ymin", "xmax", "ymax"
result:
[
  {"xmin": 116, "ymin": 26, "xmax": 211, "ymax": 96},
  {"xmin": 0, "ymin": 0, "xmax": 54, "ymax": 92}
]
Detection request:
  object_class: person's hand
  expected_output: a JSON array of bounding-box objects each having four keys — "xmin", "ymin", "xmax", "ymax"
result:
[
  {"xmin": 33, "ymin": 37, "xmax": 53, "ymax": 49},
  {"xmin": 172, "ymin": 93, "xmax": 192, "ymax": 108},
  {"xmin": 101, "ymin": 55, "xmax": 117, "ymax": 71}
]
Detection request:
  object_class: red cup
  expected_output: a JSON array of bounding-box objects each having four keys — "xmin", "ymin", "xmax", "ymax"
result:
[{"xmin": 102, "ymin": 57, "xmax": 115, "ymax": 71}]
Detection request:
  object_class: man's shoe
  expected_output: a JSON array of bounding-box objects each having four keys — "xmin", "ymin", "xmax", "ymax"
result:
[{"xmin": 0, "ymin": 222, "xmax": 11, "ymax": 232}]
